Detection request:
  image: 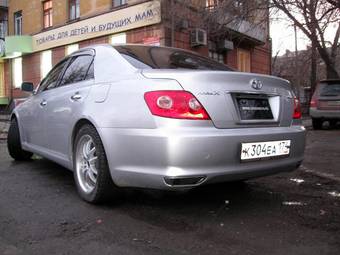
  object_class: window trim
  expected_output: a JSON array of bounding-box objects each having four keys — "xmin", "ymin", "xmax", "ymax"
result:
[
  {"xmin": 14, "ymin": 11, "xmax": 22, "ymax": 35},
  {"xmin": 112, "ymin": 0, "xmax": 127, "ymax": 8},
  {"xmin": 43, "ymin": 0, "xmax": 53, "ymax": 29},
  {"xmin": 69, "ymin": 0, "xmax": 80, "ymax": 21}
]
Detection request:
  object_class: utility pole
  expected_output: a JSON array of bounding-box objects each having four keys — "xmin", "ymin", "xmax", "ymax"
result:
[{"xmin": 294, "ymin": 25, "xmax": 300, "ymax": 99}]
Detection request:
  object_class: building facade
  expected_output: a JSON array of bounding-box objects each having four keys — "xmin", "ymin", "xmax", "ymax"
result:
[{"xmin": 0, "ymin": 0, "xmax": 271, "ymax": 107}]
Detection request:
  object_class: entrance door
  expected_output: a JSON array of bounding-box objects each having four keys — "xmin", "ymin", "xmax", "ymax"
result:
[{"xmin": 237, "ymin": 49, "xmax": 251, "ymax": 72}]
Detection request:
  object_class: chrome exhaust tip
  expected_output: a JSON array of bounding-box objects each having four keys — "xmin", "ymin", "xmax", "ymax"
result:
[{"xmin": 164, "ymin": 176, "xmax": 206, "ymax": 187}]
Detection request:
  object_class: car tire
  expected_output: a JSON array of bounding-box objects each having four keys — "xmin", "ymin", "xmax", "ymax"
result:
[
  {"xmin": 73, "ymin": 124, "xmax": 119, "ymax": 204},
  {"xmin": 329, "ymin": 120, "xmax": 337, "ymax": 128},
  {"xmin": 312, "ymin": 118, "xmax": 323, "ymax": 130},
  {"xmin": 7, "ymin": 118, "xmax": 33, "ymax": 161}
]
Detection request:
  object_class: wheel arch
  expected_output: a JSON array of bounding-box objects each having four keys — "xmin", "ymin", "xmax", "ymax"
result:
[{"xmin": 71, "ymin": 119, "xmax": 96, "ymax": 153}]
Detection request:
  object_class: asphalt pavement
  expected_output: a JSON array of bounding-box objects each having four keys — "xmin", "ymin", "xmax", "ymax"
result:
[{"xmin": 0, "ymin": 128, "xmax": 340, "ymax": 255}]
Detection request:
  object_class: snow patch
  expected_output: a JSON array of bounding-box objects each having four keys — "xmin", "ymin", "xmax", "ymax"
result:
[
  {"xmin": 290, "ymin": 178, "xmax": 305, "ymax": 184},
  {"xmin": 328, "ymin": 191, "xmax": 340, "ymax": 198},
  {"xmin": 282, "ymin": 201, "xmax": 307, "ymax": 206}
]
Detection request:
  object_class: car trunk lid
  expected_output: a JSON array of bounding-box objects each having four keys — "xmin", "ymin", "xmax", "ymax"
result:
[{"xmin": 142, "ymin": 70, "xmax": 295, "ymax": 128}]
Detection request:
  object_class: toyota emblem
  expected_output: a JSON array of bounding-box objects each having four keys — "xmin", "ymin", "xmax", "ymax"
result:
[{"xmin": 250, "ymin": 79, "xmax": 263, "ymax": 90}]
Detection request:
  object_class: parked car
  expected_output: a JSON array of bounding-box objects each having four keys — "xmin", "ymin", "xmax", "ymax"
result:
[
  {"xmin": 310, "ymin": 79, "xmax": 340, "ymax": 129},
  {"xmin": 7, "ymin": 44, "xmax": 306, "ymax": 203}
]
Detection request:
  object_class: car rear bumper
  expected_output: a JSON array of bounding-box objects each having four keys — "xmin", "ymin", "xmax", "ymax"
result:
[
  {"xmin": 310, "ymin": 107, "xmax": 340, "ymax": 119},
  {"xmin": 98, "ymin": 125, "xmax": 306, "ymax": 190}
]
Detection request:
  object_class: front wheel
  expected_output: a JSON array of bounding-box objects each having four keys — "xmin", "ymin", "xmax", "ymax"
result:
[
  {"xmin": 7, "ymin": 118, "xmax": 33, "ymax": 161},
  {"xmin": 73, "ymin": 124, "xmax": 118, "ymax": 204}
]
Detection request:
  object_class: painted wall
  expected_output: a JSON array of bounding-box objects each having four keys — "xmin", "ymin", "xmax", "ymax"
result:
[{"xmin": 8, "ymin": 0, "xmax": 146, "ymax": 36}]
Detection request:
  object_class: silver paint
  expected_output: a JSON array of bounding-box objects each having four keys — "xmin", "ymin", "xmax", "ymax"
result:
[{"xmin": 13, "ymin": 44, "xmax": 306, "ymax": 190}]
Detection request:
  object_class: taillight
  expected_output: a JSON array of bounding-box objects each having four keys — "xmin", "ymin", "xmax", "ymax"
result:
[
  {"xmin": 310, "ymin": 95, "xmax": 317, "ymax": 108},
  {"xmin": 144, "ymin": 91, "xmax": 210, "ymax": 120},
  {"xmin": 293, "ymin": 97, "xmax": 302, "ymax": 119}
]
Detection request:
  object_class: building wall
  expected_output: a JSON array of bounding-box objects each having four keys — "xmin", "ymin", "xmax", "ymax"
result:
[
  {"xmin": 8, "ymin": 0, "xmax": 145, "ymax": 36},
  {"xmin": 8, "ymin": 0, "xmax": 42, "ymax": 35},
  {"xmin": 4, "ymin": 0, "xmax": 272, "ymax": 101}
]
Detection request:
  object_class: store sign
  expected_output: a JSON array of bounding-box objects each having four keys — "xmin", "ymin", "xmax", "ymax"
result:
[{"xmin": 32, "ymin": 0, "xmax": 161, "ymax": 52}]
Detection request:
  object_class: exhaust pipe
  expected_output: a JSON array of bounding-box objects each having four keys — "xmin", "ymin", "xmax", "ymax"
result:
[{"xmin": 164, "ymin": 176, "xmax": 206, "ymax": 187}]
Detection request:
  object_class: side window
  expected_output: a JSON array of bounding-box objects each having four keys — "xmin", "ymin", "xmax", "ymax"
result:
[
  {"xmin": 85, "ymin": 61, "xmax": 94, "ymax": 80},
  {"xmin": 59, "ymin": 55, "xmax": 93, "ymax": 86},
  {"xmin": 38, "ymin": 59, "xmax": 68, "ymax": 93}
]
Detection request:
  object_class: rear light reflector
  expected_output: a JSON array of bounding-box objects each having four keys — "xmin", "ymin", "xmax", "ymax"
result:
[
  {"xmin": 293, "ymin": 97, "xmax": 302, "ymax": 119},
  {"xmin": 144, "ymin": 91, "xmax": 210, "ymax": 120}
]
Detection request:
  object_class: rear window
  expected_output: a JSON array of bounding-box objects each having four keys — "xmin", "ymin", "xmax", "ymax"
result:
[
  {"xmin": 320, "ymin": 82, "xmax": 340, "ymax": 96},
  {"xmin": 113, "ymin": 45, "xmax": 233, "ymax": 71}
]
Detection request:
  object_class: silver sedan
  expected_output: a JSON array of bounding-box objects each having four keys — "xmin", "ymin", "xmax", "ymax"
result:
[{"xmin": 8, "ymin": 44, "xmax": 306, "ymax": 203}]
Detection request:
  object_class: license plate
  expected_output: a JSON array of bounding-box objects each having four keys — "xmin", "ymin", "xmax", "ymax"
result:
[
  {"xmin": 241, "ymin": 140, "xmax": 291, "ymax": 161},
  {"xmin": 236, "ymin": 98, "xmax": 273, "ymax": 120}
]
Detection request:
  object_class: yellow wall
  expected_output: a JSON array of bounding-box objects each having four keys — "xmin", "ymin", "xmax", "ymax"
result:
[{"xmin": 8, "ymin": 0, "xmax": 145, "ymax": 36}]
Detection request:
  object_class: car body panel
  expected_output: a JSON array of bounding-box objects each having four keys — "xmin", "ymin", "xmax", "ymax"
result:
[
  {"xmin": 98, "ymin": 123, "xmax": 305, "ymax": 189},
  {"xmin": 12, "ymin": 44, "xmax": 306, "ymax": 190},
  {"xmin": 310, "ymin": 80, "xmax": 340, "ymax": 120},
  {"xmin": 142, "ymin": 70, "xmax": 294, "ymax": 128}
]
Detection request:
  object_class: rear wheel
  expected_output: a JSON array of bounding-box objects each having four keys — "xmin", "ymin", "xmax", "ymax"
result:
[
  {"xmin": 7, "ymin": 118, "xmax": 33, "ymax": 161},
  {"xmin": 329, "ymin": 120, "xmax": 338, "ymax": 128},
  {"xmin": 312, "ymin": 118, "xmax": 323, "ymax": 130},
  {"xmin": 73, "ymin": 124, "xmax": 118, "ymax": 204}
]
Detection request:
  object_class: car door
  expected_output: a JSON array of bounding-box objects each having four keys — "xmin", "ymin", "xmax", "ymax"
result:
[
  {"xmin": 44, "ymin": 52, "xmax": 95, "ymax": 161},
  {"xmin": 19, "ymin": 59, "xmax": 69, "ymax": 150}
]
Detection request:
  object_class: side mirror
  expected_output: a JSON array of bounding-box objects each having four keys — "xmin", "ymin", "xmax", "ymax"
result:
[{"xmin": 21, "ymin": 82, "xmax": 34, "ymax": 92}]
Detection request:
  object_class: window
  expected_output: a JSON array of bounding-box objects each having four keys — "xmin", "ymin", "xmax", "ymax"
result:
[
  {"xmin": 43, "ymin": 0, "xmax": 53, "ymax": 29},
  {"xmin": 69, "ymin": 0, "xmax": 80, "ymax": 20},
  {"xmin": 41, "ymin": 50, "xmax": 52, "ymax": 79},
  {"xmin": 110, "ymin": 33, "xmax": 126, "ymax": 45},
  {"xmin": 206, "ymin": 0, "xmax": 221, "ymax": 10},
  {"xmin": 86, "ymin": 61, "xmax": 94, "ymax": 80},
  {"xmin": 59, "ymin": 55, "xmax": 93, "ymax": 86},
  {"xmin": 237, "ymin": 49, "xmax": 251, "ymax": 72},
  {"xmin": 209, "ymin": 51, "xmax": 225, "ymax": 64},
  {"xmin": 14, "ymin": 11, "xmax": 22, "ymax": 35},
  {"xmin": 114, "ymin": 45, "xmax": 233, "ymax": 71},
  {"xmin": 113, "ymin": 0, "xmax": 126, "ymax": 8},
  {"xmin": 320, "ymin": 83, "xmax": 340, "ymax": 96},
  {"xmin": 66, "ymin": 44, "xmax": 79, "ymax": 55},
  {"xmin": 38, "ymin": 59, "xmax": 68, "ymax": 92},
  {"xmin": 12, "ymin": 57, "xmax": 22, "ymax": 88}
]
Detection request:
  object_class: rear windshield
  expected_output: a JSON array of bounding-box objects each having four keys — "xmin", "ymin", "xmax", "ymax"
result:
[
  {"xmin": 320, "ymin": 82, "xmax": 340, "ymax": 96},
  {"xmin": 113, "ymin": 45, "xmax": 233, "ymax": 71}
]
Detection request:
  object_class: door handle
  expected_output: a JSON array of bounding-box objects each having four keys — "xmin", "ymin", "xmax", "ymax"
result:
[
  {"xmin": 40, "ymin": 100, "xmax": 47, "ymax": 107},
  {"xmin": 71, "ymin": 94, "xmax": 82, "ymax": 100}
]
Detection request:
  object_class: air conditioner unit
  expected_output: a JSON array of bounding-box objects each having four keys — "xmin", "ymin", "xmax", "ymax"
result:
[
  {"xmin": 217, "ymin": 39, "xmax": 234, "ymax": 52},
  {"xmin": 191, "ymin": 28, "xmax": 207, "ymax": 47}
]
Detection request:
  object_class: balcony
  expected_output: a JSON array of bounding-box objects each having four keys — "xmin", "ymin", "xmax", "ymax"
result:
[
  {"xmin": 205, "ymin": 5, "xmax": 267, "ymax": 44},
  {"xmin": 0, "ymin": 20, "xmax": 7, "ymax": 39},
  {"xmin": 226, "ymin": 18, "xmax": 266, "ymax": 43},
  {"xmin": 0, "ymin": 0, "xmax": 8, "ymax": 8}
]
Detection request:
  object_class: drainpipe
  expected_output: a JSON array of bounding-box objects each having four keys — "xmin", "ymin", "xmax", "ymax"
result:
[{"xmin": 171, "ymin": 0, "xmax": 175, "ymax": 47}]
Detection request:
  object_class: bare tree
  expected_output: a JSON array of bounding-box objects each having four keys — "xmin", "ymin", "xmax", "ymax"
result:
[
  {"xmin": 326, "ymin": 0, "xmax": 340, "ymax": 8},
  {"xmin": 271, "ymin": 0, "xmax": 340, "ymax": 80},
  {"xmin": 164, "ymin": 0, "xmax": 269, "ymax": 46}
]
